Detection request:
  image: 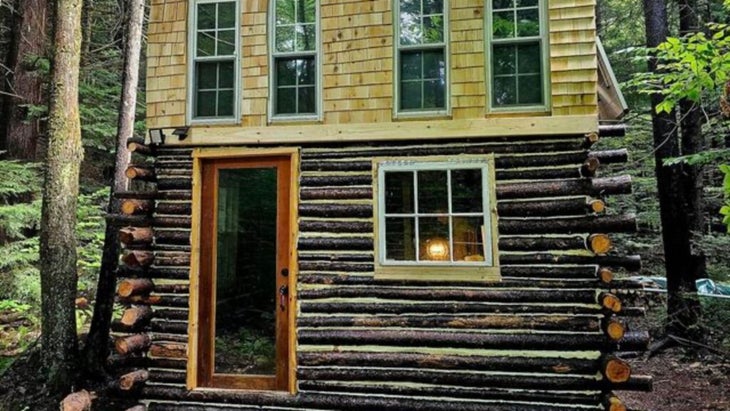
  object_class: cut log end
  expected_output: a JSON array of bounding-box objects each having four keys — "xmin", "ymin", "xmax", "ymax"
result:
[
  {"xmin": 585, "ymin": 131, "xmax": 600, "ymax": 145},
  {"xmin": 588, "ymin": 199, "xmax": 606, "ymax": 214},
  {"xmin": 117, "ymin": 278, "xmax": 154, "ymax": 298},
  {"xmin": 119, "ymin": 226, "xmax": 153, "ymax": 247},
  {"xmin": 121, "ymin": 199, "xmax": 153, "ymax": 216},
  {"xmin": 120, "ymin": 306, "xmax": 153, "ymax": 328},
  {"xmin": 603, "ymin": 357, "xmax": 631, "ymax": 383},
  {"xmin": 60, "ymin": 390, "xmax": 95, "ymax": 411},
  {"xmin": 600, "ymin": 292, "xmax": 622, "ymax": 313},
  {"xmin": 121, "ymin": 251, "xmax": 154, "ymax": 269},
  {"xmin": 598, "ymin": 267, "xmax": 614, "ymax": 283},
  {"xmin": 119, "ymin": 369, "xmax": 150, "ymax": 391},
  {"xmin": 604, "ymin": 395, "xmax": 628, "ymax": 411},
  {"xmin": 588, "ymin": 233, "xmax": 612, "ymax": 255},
  {"xmin": 580, "ymin": 157, "xmax": 601, "ymax": 177},
  {"xmin": 114, "ymin": 334, "xmax": 151, "ymax": 356},
  {"xmin": 604, "ymin": 319, "xmax": 626, "ymax": 341}
]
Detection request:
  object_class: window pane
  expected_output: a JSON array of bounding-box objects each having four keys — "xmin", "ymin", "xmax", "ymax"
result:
[
  {"xmin": 296, "ymin": 24, "xmax": 316, "ymax": 51},
  {"xmin": 493, "ymin": 44, "xmax": 516, "ymax": 76},
  {"xmin": 299, "ymin": 0, "xmax": 316, "ymax": 23},
  {"xmin": 401, "ymin": 0, "xmax": 420, "ymax": 15},
  {"xmin": 385, "ymin": 217, "xmax": 416, "ymax": 260},
  {"xmin": 492, "ymin": 0, "xmax": 513, "ymax": 9},
  {"xmin": 385, "ymin": 171, "xmax": 415, "ymax": 214},
  {"xmin": 451, "ymin": 169, "xmax": 483, "ymax": 213},
  {"xmin": 276, "ymin": 87, "xmax": 296, "ymax": 114},
  {"xmin": 276, "ymin": 25, "xmax": 295, "ymax": 52},
  {"xmin": 493, "ymin": 76, "xmax": 517, "ymax": 106},
  {"xmin": 276, "ymin": 0, "xmax": 295, "ymax": 25},
  {"xmin": 516, "ymin": 8, "xmax": 540, "ymax": 37},
  {"xmin": 517, "ymin": 0, "xmax": 538, "ymax": 7},
  {"xmin": 197, "ymin": 32, "xmax": 216, "ymax": 56},
  {"xmin": 401, "ymin": 51, "xmax": 422, "ymax": 81},
  {"xmin": 197, "ymin": 3, "xmax": 216, "ymax": 30},
  {"xmin": 298, "ymin": 57, "xmax": 316, "ymax": 85},
  {"xmin": 424, "ymin": 0, "xmax": 444, "ymax": 14},
  {"xmin": 453, "ymin": 217, "xmax": 485, "ymax": 262},
  {"xmin": 276, "ymin": 59, "xmax": 297, "ymax": 86},
  {"xmin": 517, "ymin": 43, "xmax": 541, "ymax": 73},
  {"xmin": 197, "ymin": 90, "xmax": 217, "ymax": 117},
  {"xmin": 217, "ymin": 90, "xmax": 234, "ymax": 116},
  {"xmin": 417, "ymin": 170, "xmax": 448, "ymax": 213},
  {"xmin": 218, "ymin": 2, "xmax": 236, "ymax": 28},
  {"xmin": 218, "ymin": 62, "xmax": 234, "ymax": 88},
  {"xmin": 400, "ymin": 13, "xmax": 421, "ymax": 45},
  {"xmin": 400, "ymin": 82, "xmax": 422, "ymax": 110},
  {"xmin": 518, "ymin": 74, "xmax": 542, "ymax": 104},
  {"xmin": 198, "ymin": 62, "xmax": 218, "ymax": 89},
  {"xmin": 218, "ymin": 29, "xmax": 236, "ymax": 55},
  {"xmin": 423, "ymin": 50, "xmax": 444, "ymax": 79},
  {"xmin": 423, "ymin": 79, "xmax": 445, "ymax": 109},
  {"xmin": 419, "ymin": 217, "xmax": 450, "ymax": 261},
  {"xmin": 493, "ymin": 11, "xmax": 515, "ymax": 39},
  {"xmin": 298, "ymin": 86, "xmax": 316, "ymax": 113},
  {"xmin": 423, "ymin": 15, "xmax": 444, "ymax": 43}
]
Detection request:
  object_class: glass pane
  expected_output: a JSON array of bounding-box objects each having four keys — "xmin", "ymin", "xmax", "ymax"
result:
[
  {"xmin": 401, "ymin": 0, "xmax": 420, "ymax": 15},
  {"xmin": 214, "ymin": 168, "xmax": 278, "ymax": 376},
  {"xmin": 417, "ymin": 170, "xmax": 448, "ymax": 213},
  {"xmin": 217, "ymin": 90, "xmax": 234, "ymax": 116},
  {"xmin": 276, "ymin": 87, "xmax": 296, "ymax": 114},
  {"xmin": 400, "ymin": 13, "xmax": 421, "ymax": 45},
  {"xmin": 218, "ymin": 62, "xmax": 234, "ymax": 88},
  {"xmin": 451, "ymin": 169, "xmax": 483, "ymax": 213},
  {"xmin": 423, "ymin": 79, "xmax": 444, "ymax": 109},
  {"xmin": 217, "ymin": 29, "xmax": 236, "ymax": 55},
  {"xmin": 493, "ymin": 76, "xmax": 517, "ymax": 106},
  {"xmin": 423, "ymin": 15, "xmax": 444, "ymax": 43},
  {"xmin": 516, "ymin": 8, "xmax": 540, "ymax": 37},
  {"xmin": 518, "ymin": 74, "xmax": 542, "ymax": 104},
  {"xmin": 197, "ymin": 3, "xmax": 216, "ymax": 30},
  {"xmin": 196, "ymin": 90, "xmax": 216, "ymax": 117},
  {"xmin": 296, "ymin": 24, "xmax": 316, "ymax": 51},
  {"xmin": 492, "ymin": 0, "xmax": 513, "ymax": 9},
  {"xmin": 298, "ymin": 86, "xmax": 316, "ymax": 113},
  {"xmin": 298, "ymin": 57, "xmax": 316, "ymax": 85},
  {"xmin": 453, "ymin": 217, "xmax": 485, "ymax": 262},
  {"xmin": 385, "ymin": 217, "xmax": 416, "ymax": 261},
  {"xmin": 276, "ymin": 59, "xmax": 297, "ymax": 86},
  {"xmin": 492, "ymin": 11, "xmax": 515, "ymax": 39},
  {"xmin": 493, "ymin": 44, "xmax": 516, "ymax": 76},
  {"xmin": 400, "ymin": 81, "xmax": 422, "ymax": 110},
  {"xmin": 424, "ymin": 0, "xmax": 444, "ymax": 14},
  {"xmin": 218, "ymin": 2, "xmax": 236, "ymax": 28},
  {"xmin": 385, "ymin": 171, "xmax": 415, "ymax": 214},
  {"xmin": 197, "ymin": 32, "xmax": 216, "ymax": 56},
  {"xmin": 276, "ymin": 0, "xmax": 295, "ymax": 25},
  {"xmin": 197, "ymin": 62, "xmax": 218, "ymax": 89},
  {"xmin": 423, "ymin": 50, "xmax": 444, "ymax": 79},
  {"xmin": 517, "ymin": 0, "xmax": 538, "ymax": 7},
  {"xmin": 419, "ymin": 217, "xmax": 450, "ymax": 261},
  {"xmin": 299, "ymin": 0, "xmax": 316, "ymax": 23},
  {"xmin": 401, "ymin": 51, "xmax": 422, "ymax": 81},
  {"xmin": 517, "ymin": 43, "xmax": 541, "ymax": 73},
  {"xmin": 276, "ymin": 25, "xmax": 295, "ymax": 52}
]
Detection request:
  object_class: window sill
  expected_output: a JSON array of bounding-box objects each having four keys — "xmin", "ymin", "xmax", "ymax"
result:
[
  {"xmin": 374, "ymin": 265, "xmax": 501, "ymax": 282},
  {"xmin": 269, "ymin": 114, "xmax": 321, "ymax": 125},
  {"xmin": 394, "ymin": 110, "xmax": 452, "ymax": 121},
  {"xmin": 189, "ymin": 117, "xmax": 240, "ymax": 127}
]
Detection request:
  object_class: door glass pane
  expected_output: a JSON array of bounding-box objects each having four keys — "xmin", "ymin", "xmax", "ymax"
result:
[{"xmin": 214, "ymin": 168, "xmax": 278, "ymax": 376}]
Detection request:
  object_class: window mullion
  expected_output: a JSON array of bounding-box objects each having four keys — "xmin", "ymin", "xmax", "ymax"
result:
[
  {"xmin": 446, "ymin": 169, "xmax": 454, "ymax": 262},
  {"xmin": 413, "ymin": 171, "xmax": 420, "ymax": 263}
]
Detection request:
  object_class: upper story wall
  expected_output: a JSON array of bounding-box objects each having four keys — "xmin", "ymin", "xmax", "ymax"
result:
[{"xmin": 146, "ymin": 0, "xmax": 598, "ymax": 143}]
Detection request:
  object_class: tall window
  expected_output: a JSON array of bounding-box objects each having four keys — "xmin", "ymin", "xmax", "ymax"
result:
[
  {"xmin": 191, "ymin": 0, "xmax": 238, "ymax": 120},
  {"xmin": 271, "ymin": 0, "xmax": 318, "ymax": 117},
  {"xmin": 487, "ymin": 0, "xmax": 547, "ymax": 109},
  {"xmin": 396, "ymin": 0, "xmax": 448, "ymax": 113}
]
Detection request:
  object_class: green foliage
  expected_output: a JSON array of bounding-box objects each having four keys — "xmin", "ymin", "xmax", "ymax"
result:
[
  {"xmin": 720, "ymin": 165, "xmax": 730, "ymax": 231},
  {"xmin": 0, "ymin": 161, "xmax": 41, "ymax": 204},
  {"xmin": 0, "ymin": 201, "xmax": 41, "ymax": 241}
]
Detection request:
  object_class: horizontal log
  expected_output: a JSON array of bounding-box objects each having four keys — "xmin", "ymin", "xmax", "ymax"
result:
[
  {"xmin": 114, "ymin": 333, "xmax": 151, "ymax": 355},
  {"xmin": 298, "ymin": 237, "xmax": 373, "ymax": 251},
  {"xmin": 154, "ymin": 160, "xmax": 192, "ymax": 170},
  {"xmin": 118, "ymin": 294, "xmax": 188, "ymax": 308},
  {"xmin": 155, "ymin": 201, "xmax": 191, "ymax": 215},
  {"xmin": 589, "ymin": 199, "xmax": 606, "ymax": 213},
  {"xmin": 153, "ymin": 251, "xmax": 190, "ymax": 266},
  {"xmin": 299, "ymin": 220, "xmax": 372, "ymax": 233},
  {"xmin": 117, "ymin": 266, "xmax": 189, "ymax": 280},
  {"xmin": 298, "ymin": 329, "xmax": 650, "ymax": 351},
  {"xmin": 497, "ymin": 196, "xmax": 596, "ymax": 217},
  {"xmin": 126, "ymin": 166, "xmax": 156, "ymax": 182},
  {"xmin": 499, "ymin": 234, "xmax": 593, "ymax": 252},
  {"xmin": 155, "ymin": 230, "xmax": 190, "ymax": 245},
  {"xmin": 500, "ymin": 253, "xmax": 642, "ymax": 271},
  {"xmin": 156, "ymin": 178, "xmax": 191, "ymax": 191},
  {"xmin": 299, "ymin": 203, "xmax": 372, "ymax": 218},
  {"xmin": 301, "ymin": 174, "xmax": 372, "ymax": 187},
  {"xmin": 155, "ymin": 168, "xmax": 191, "ymax": 178},
  {"xmin": 107, "ymin": 354, "xmax": 186, "ymax": 370},
  {"xmin": 149, "ymin": 319, "xmax": 188, "ymax": 334},
  {"xmin": 591, "ymin": 149, "xmax": 629, "ymax": 164},
  {"xmin": 497, "ymin": 176, "xmax": 632, "ymax": 199},
  {"xmin": 114, "ymin": 190, "xmax": 192, "ymax": 201},
  {"xmin": 117, "ymin": 278, "xmax": 154, "ymax": 297},
  {"xmin": 121, "ymin": 199, "xmax": 153, "ymax": 216},
  {"xmin": 298, "ymin": 314, "xmax": 599, "ymax": 331},
  {"xmin": 128, "ymin": 139, "xmax": 152, "ymax": 155},
  {"xmin": 501, "ymin": 265, "xmax": 599, "ymax": 279},
  {"xmin": 120, "ymin": 306, "xmax": 153, "ymax": 328},
  {"xmin": 106, "ymin": 214, "xmax": 191, "ymax": 228},
  {"xmin": 302, "ymin": 301, "xmax": 607, "ymax": 316},
  {"xmin": 121, "ymin": 251, "xmax": 154, "ymax": 269},
  {"xmin": 300, "ymin": 187, "xmax": 373, "ymax": 200},
  {"xmin": 152, "ymin": 283, "xmax": 188, "ymax": 294},
  {"xmin": 119, "ymin": 227, "xmax": 153, "ymax": 247},
  {"xmin": 611, "ymin": 375, "xmax": 653, "ymax": 392},
  {"xmin": 598, "ymin": 124, "xmax": 627, "ymax": 137},
  {"xmin": 151, "ymin": 308, "xmax": 188, "ymax": 321},
  {"xmin": 499, "ymin": 214, "xmax": 637, "ymax": 235},
  {"xmin": 496, "ymin": 166, "xmax": 582, "ymax": 181},
  {"xmin": 148, "ymin": 369, "xmax": 185, "ymax": 385},
  {"xmin": 149, "ymin": 341, "xmax": 186, "ymax": 359},
  {"xmin": 119, "ymin": 370, "xmax": 149, "ymax": 391}
]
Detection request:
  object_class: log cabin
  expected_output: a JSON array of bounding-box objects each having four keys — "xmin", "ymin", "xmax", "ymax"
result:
[{"xmin": 111, "ymin": 0, "xmax": 649, "ymax": 410}]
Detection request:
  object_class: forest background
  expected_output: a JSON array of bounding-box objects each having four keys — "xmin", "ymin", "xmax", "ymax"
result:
[{"xmin": 0, "ymin": 0, "xmax": 728, "ymax": 409}]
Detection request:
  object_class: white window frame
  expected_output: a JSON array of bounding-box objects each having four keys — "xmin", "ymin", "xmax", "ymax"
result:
[
  {"xmin": 268, "ymin": 0, "xmax": 322, "ymax": 122},
  {"xmin": 485, "ymin": 0, "xmax": 550, "ymax": 113},
  {"xmin": 393, "ymin": 0, "xmax": 450, "ymax": 118},
  {"xmin": 373, "ymin": 156, "xmax": 500, "ymax": 282},
  {"xmin": 187, "ymin": 0, "xmax": 241, "ymax": 124}
]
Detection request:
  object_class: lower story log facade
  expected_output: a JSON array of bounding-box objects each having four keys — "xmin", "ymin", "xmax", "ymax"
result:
[{"xmin": 111, "ymin": 132, "xmax": 650, "ymax": 411}]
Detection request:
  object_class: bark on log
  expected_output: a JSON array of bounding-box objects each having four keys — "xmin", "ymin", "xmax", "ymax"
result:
[
  {"xmin": 117, "ymin": 266, "xmax": 190, "ymax": 280},
  {"xmin": 301, "ymin": 187, "xmax": 373, "ymax": 201},
  {"xmin": 119, "ymin": 370, "xmax": 149, "ymax": 391},
  {"xmin": 153, "ymin": 251, "xmax": 191, "ymax": 266},
  {"xmin": 153, "ymin": 283, "xmax": 189, "ymax": 294},
  {"xmin": 114, "ymin": 333, "xmax": 151, "ymax": 355},
  {"xmin": 496, "ymin": 166, "xmax": 583, "ymax": 181},
  {"xmin": 602, "ymin": 356, "xmax": 631, "ymax": 383},
  {"xmin": 599, "ymin": 124, "xmax": 627, "ymax": 137},
  {"xmin": 115, "ymin": 190, "xmax": 192, "ymax": 201},
  {"xmin": 60, "ymin": 390, "xmax": 94, "ymax": 411},
  {"xmin": 149, "ymin": 342, "xmax": 186, "ymax": 359},
  {"xmin": 500, "ymin": 253, "xmax": 642, "ymax": 271},
  {"xmin": 497, "ymin": 196, "xmax": 594, "ymax": 217},
  {"xmin": 117, "ymin": 278, "xmax": 154, "ymax": 297},
  {"xmin": 121, "ymin": 199, "xmax": 153, "ymax": 216},
  {"xmin": 299, "ymin": 203, "xmax": 372, "ymax": 218},
  {"xmin": 591, "ymin": 149, "xmax": 629, "ymax": 164},
  {"xmin": 107, "ymin": 214, "xmax": 191, "ymax": 228},
  {"xmin": 156, "ymin": 178, "xmax": 191, "ymax": 191},
  {"xmin": 121, "ymin": 251, "xmax": 154, "ymax": 269},
  {"xmin": 155, "ymin": 201, "xmax": 192, "ymax": 215},
  {"xmin": 155, "ymin": 230, "xmax": 190, "ymax": 245},
  {"xmin": 499, "ymin": 214, "xmax": 637, "ymax": 235},
  {"xmin": 120, "ymin": 306, "xmax": 153, "ymax": 328},
  {"xmin": 497, "ymin": 175, "xmax": 632, "ymax": 199},
  {"xmin": 498, "ymin": 235, "xmax": 593, "ymax": 251},
  {"xmin": 119, "ymin": 227, "xmax": 153, "ymax": 247},
  {"xmin": 611, "ymin": 375, "xmax": 652, "ymax": 391},
  {"xmin": 118, "ymin": 294, "xmax": 188, "ymax": 307},
  {"xmin": 125, "ymin": 165, "xmax": 155, "ymax": 182},
  {"xmin": 128, "ymin": 140, "xmax": 152, "ymax": 156}
]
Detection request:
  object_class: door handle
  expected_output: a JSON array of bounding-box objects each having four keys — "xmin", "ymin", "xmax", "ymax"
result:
[{"xmin": 279, "ymin": 285, "xmax": 289, "ymax": 311}]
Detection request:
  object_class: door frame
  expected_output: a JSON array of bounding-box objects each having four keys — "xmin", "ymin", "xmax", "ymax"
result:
[{"xmin": 187, "ymin": 147, "xmax": 299, "ymax": 393}]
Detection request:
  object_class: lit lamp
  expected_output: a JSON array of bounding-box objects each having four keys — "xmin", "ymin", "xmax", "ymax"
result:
[{"xmin": 425, "ymin": 237, "xmax": 449, "ymax": 261}]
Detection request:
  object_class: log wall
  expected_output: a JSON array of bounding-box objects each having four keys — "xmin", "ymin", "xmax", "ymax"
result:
[{"xmin": 111, "ymin": 131, "xmax": 649, "ymax": 411}]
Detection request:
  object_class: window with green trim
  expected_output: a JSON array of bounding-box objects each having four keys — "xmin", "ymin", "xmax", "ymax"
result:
[
  {"xmin": 396, "ymin": 0, "xmax": 448, "ymax": 113},
  {"xmin": 272, "ymin": 0, "xmax": 318, "ymax": 117},
  {"xmin": 192, "ymin": 0, "xmax": 238, "ymax": 120},
  {"xmin": 488, "ymin": 0, "xmax": 546, "ymax": 108}
]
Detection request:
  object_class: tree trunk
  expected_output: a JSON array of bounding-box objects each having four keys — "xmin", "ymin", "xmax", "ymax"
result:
[
  {"xmin": 0, "ymin": 0, "xmax": 50, "ymax": 160},
  {"xmin": 83, "ymin": 0, "xmax": 145, "ymax": 377},
  {"xmin": 643, "ymin": 0, "xmax": 702, "ymax": 340},
  {"xmin": 39, "ymin": 0, "xmax": 84, "ymax": 393}
]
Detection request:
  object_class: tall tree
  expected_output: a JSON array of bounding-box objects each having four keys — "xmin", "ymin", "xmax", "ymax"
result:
[
  {"xmin": 83, "ymin": 0, "xmax": 145, "ymax": 376},
  {"xmin": 643, "ymin": 0, "xmax": 702, "ymax": 341},
  {"xmin": 0, "ymin": 0, "xmax": 51, "ymax": 160},
  {"xmin": 39, "ymin": 0, "xmax": 84, "ymax": 392}
]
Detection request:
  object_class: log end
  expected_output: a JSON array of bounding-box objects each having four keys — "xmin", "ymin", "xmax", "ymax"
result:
[
  {"xmin": 119, "ymin": 370, "xmax": 150, "ymax": 391},
  {"xmin": 604, "ymin": 395, "xmax": 628, "ymax": 411},
  {"xmin": 60, "ymin": 390, "xmax": 95, "ymax": 411},
  {"xmin": 600, "ymin": 293, "xmax": 622, "ymax": 313},
  {"xmin": 588, "ymin": 233, "xmax": 612, "ymax": 255},
  {"xmin": 598, "ymin": 267, "xmax": 614, "ymax": 283},
  {"xmin": 603, "ymin": 357, "xmax": 632, "ymax": 383},
  {"xmin": 589, "ymin": 199, "xmax": 606, "ymax": 214},
  {"xmin": 605, "ymin": 319, "xmax": 626, "ymax": 341}
]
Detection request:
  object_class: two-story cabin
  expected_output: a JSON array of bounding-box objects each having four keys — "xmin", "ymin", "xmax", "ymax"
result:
[{"xmin": 111, "ymin": 1, "xmax": 649, "ymax": 410}]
